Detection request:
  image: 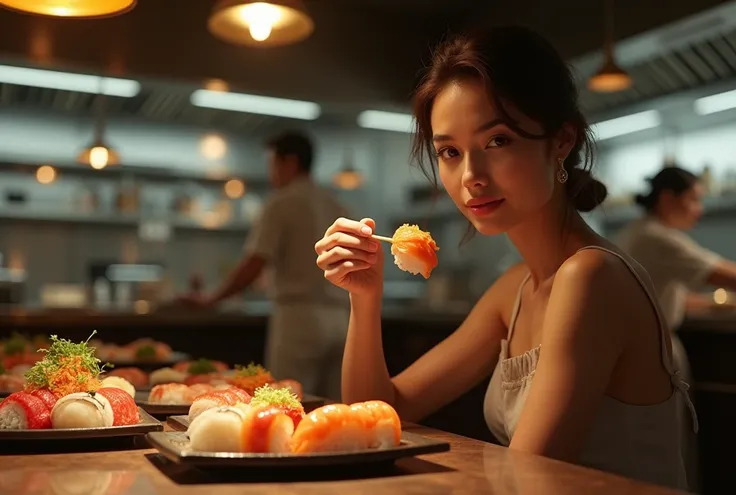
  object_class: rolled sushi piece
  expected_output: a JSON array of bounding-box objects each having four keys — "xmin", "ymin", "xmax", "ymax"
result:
[
  {"xmin": 29, "ymin": 388, "xmax": 59, "ymax": 411},
  {"xmin": 187, "ymin": 406, "xmax": 247, "ymax": 453},
  {"xmin": 0, "ymin": 391, "xmax": 52, "ymax": 429},
  {"xmin": 51, "ymin": 392, "xmax": 114, "ymax": 429},
  {"xmin": 291, "ymin": 400, "xmax": 401, "ymax": 454},
  {"xmin": 96, "ymin": 387, "xmax": 139, "ymax": 426},
  {"xmin": 100, "ymin": 376, "xmax": 136, "ymax": 398},
  {"xmin": 148, "ymin": 383, "xmax": 192, "ymax": 404}
]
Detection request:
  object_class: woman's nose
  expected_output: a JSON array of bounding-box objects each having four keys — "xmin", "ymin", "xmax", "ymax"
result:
[{"xmin": 461, "ymin": 150, "xmax": 490, "ymax": 189}]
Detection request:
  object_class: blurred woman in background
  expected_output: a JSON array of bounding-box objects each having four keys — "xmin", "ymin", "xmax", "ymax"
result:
[{"xmin": 617, "ymin": 166, "xmax": 736, "ymax": 491}]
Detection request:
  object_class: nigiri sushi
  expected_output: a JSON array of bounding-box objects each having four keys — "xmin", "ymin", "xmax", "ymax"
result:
[
  {"xmin": 187, "ymin": 406, "xmax": 248, "ymax": 453},
  {"xmin": 241, "ymin": 404, "xmax": 294, "ymax": 454},
  {"xmin": 96, "ymin": 387, "xmax": 139, "ymax": 426},
  {"xmin": 148, "ymin": 383, "xmax": 193, "ymax": 405},
  {"xmin": 389, "ymin": 224, "xmax": 439, "ymax": 279},
  {"xmin": 188, "ymin": 388, "xmax": 252, "ymax": 422},
  {"xmin": 100, "ymin": 376, "xmax": 136, "ymax": 398},
  {"xmin": 187, "ymin": 383, "xmax": 214, "ymax": 398},
  {"xmin": 149, "ymin": 367, "xmax": 186, "ymax": 386},
  {"xmin": 51, "ymin": 392, "xmax": 114, "ymax": 429},
  {"xmin": 0, "ymin": 391, "xmax": 51, "ymax": 429},
  {"xmin": 291, "ymin": 400, "xmax": 401, "ymax": 454},
  {"xmin": 106, "ymin": 367, "xmax": 148, "ymax": 389}
]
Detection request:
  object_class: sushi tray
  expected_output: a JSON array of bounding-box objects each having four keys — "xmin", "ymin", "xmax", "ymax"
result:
[
  {"xmin": 0, "ymin": 408, "xmax": 162, "ymax": 441},
  {"xmin": 146, "ymin": 430, "xmax": 450, "ymax": 469}
]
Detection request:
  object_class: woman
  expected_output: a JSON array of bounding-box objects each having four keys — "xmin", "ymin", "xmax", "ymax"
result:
[
  {"xmin": 314, "ymin": 27, "xmax": 696, "ymax": 490},
  {"xmin": 617, "ymin": 166, "xmax": 736, "ymax": 491}
]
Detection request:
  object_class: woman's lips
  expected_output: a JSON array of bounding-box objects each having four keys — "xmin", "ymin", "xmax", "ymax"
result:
[{"xmin": 467, "ymin": 199, "xmax": 505, "ymax": 217}]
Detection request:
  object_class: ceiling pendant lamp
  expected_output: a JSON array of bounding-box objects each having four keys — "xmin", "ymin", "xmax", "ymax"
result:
[
  {"xmin": 588, "ymin": 0, "xmax": 632, "ymax": 93},
  {"xmin": 0, "ymin": 0, "xmax": 136, "ymax": 18},
  {"xmin": 333, "ymin": 149, "xmax": 364, "ymax": 191},
  {"xmin": 78, "ymin": 88, "xmax": 120, "ymax": 170},
  {"xmin": 208, "ymin": 0, "xmax": 314, "ymax": 47}
]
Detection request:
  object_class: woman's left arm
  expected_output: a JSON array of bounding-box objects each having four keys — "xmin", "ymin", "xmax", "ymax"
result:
[{"xmin": 509, "ymin": 250, "xmax": 632, "ymax": 463}]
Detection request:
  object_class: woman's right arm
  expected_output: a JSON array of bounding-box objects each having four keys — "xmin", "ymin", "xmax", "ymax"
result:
[{"xmin": 315, "ymin": 217, "xmax": 517, "ymax": 422}]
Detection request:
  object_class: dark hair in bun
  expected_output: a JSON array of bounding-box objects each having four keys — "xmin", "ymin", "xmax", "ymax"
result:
[
  {"xmin": 635, "ymin": 166, "xmax": 699, "ymax": 213},
  {"xmin": 410, "ymin": 25, "xmax": 607, "ymax": 218}
]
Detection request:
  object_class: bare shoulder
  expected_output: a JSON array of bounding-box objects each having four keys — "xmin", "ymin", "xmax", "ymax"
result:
[{"xmin": 551, "ymin": 247, "xmax": 654, "ymax": 340}]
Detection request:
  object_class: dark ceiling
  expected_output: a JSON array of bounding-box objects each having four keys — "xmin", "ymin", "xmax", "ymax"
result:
[{"xmin": 0, "ymin": 0, "xmax": 728, "ymax": 111}]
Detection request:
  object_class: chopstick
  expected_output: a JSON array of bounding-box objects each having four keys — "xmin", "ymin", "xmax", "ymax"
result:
[{"xmin": 371, "ymin": 234, "xmax": 394, "ymax": 244}]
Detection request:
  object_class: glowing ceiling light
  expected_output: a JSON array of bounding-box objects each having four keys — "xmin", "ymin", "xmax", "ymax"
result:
[
  {"xmin": 0, "ymin": 0, "xmax": 136, "ymax": 18},
  {"xmin": 208, "ymin": 0, "xmax": 314, "ymax": 47}
]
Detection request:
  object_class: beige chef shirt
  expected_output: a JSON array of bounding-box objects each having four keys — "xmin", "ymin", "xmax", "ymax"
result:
[
  {"xmin": 616, "ymin": 217, "xmax": 722, "ymax": 330},
  {"xmin": 244, "ymin": 176, "xmax": 348, "ymax": 306}
]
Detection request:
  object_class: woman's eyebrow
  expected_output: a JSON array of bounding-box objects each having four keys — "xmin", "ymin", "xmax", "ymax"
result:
[{"xmin": 432, "ymin": 119, "xmax": 506, "ymax": 143}]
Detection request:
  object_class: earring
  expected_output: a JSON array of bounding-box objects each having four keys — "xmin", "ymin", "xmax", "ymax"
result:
[{"xmin": 556, "ymin": 157, "xmax": 568, "ymax": 184}]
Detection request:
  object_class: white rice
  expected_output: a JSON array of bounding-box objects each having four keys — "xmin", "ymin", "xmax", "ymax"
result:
[
  {"xmin": 392, "ymin": 252, "xmax": 427, "ymax": 277},
  {"xmin": 0, "ymin": 402, "xmax": 26, "ymax": 429}
]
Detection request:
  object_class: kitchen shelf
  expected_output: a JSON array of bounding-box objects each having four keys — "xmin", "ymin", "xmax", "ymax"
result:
[
  {"xmin": 0, "ymin": 208, "xmax": 251, "ymax": 234},
  {"xmin": 0, "ymin": 161, "xmax": 270, "ymax": 189}
]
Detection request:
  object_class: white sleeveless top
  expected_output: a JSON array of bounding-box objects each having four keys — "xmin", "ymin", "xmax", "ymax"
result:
[{"xmin": 483, "ymin": 246, "xmax": 698, "ymax": 491}]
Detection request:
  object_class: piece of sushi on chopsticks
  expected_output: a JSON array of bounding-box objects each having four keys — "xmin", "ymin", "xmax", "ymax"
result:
[{"xmin": 372, "ymin": 224, "xmax": 440, "ymax": 279}]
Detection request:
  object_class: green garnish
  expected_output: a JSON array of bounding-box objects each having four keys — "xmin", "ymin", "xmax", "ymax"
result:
[
  {"xmin": 24, "ymin": 331, "xmax": 106, "ymax": 389},
  {"xmin": 188, "ymin": 358, "xmax": 216, "ymax": 375},
  {"xmin": 234, "ymin": 362, "xmax": 267, "ymax": 377},
  {"xmin": 3, "ymin": 332, "xmax": 28, "ymax": 356},
  {"xmin": 251, "ymin": 385, "xmax": 301, "ymax": 409},
  {"xmin": 135, "ymin": 344, "xmax": 157, "ymax": 360}
]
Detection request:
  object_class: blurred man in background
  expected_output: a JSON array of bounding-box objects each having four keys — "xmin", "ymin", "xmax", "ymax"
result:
[{"xmin": 179, "ymin": 131, "xmax": 349, "ymax": 400}]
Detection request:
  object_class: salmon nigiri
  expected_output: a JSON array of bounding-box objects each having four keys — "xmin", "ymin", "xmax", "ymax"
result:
[
  {"xmin": 388, "ymin": 224, "xmax": 439, "ymax": 279},
  {"xmin": 291, "ymin": 400, "xmax": 401, "ymax": 454}
]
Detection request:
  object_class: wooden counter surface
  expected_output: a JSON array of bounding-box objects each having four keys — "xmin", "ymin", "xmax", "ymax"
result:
[{"xmin": 0, "ymin": 423, "xmax": 683, "ymax": 495}]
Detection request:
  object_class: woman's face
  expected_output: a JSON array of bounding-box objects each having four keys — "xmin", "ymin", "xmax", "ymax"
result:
[
  {"xmin": 430, "ymin": 79, "xmax": 572, "ymax": 236},
  {"xmin": 662, "ymin": 182, "xmax": 705, "ymax": 230}
]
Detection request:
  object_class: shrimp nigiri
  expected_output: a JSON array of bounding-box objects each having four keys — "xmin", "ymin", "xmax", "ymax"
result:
[
  {"xmin": 188, "ymin": 387, "xmax": 252, "ymax": 422},
  {"xmin": 291, "ymin": 400, "xmax": 401, "ymax": 454},
  {"xmin": 148, "ymin": 383, "xmax": 193, "ymax": 404},
  {"xmin": 389, "ymin": 224, "xmax": 439, "ymax": 279}
]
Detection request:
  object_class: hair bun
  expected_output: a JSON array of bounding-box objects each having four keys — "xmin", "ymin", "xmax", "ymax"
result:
[{"xmin": 566, "ymin": 168, "xmax": 608, "ymax": 212}]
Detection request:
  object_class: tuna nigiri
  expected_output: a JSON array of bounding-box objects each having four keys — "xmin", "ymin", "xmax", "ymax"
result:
[
  {"xmin": 0, "ymin": 391, "xmax": 51, "ymax": 429},
  {"xmin": 388, "ymin": 224, "xmax": 439, "ymax": 279},
  {"xmin": 96, "ymin": 387, "xmax": 139, "ymax": 426},
  {"xmin": 291, "ymin": 400, "xmax": 401, "ymax": 454}
]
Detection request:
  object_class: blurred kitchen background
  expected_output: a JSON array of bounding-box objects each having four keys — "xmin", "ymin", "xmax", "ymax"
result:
[{"xmin": 0, "ymin": 0, "xmax": 734, "ymax": 313}]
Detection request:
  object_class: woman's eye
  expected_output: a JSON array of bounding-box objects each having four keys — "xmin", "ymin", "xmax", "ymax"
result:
[
  {"xmin": 487, "ymin": 136, "xmax": 510, "ymax": 148},
  {"xmin": 436, "ymin": 147, "xmax": 460, "ymax": 160}
]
